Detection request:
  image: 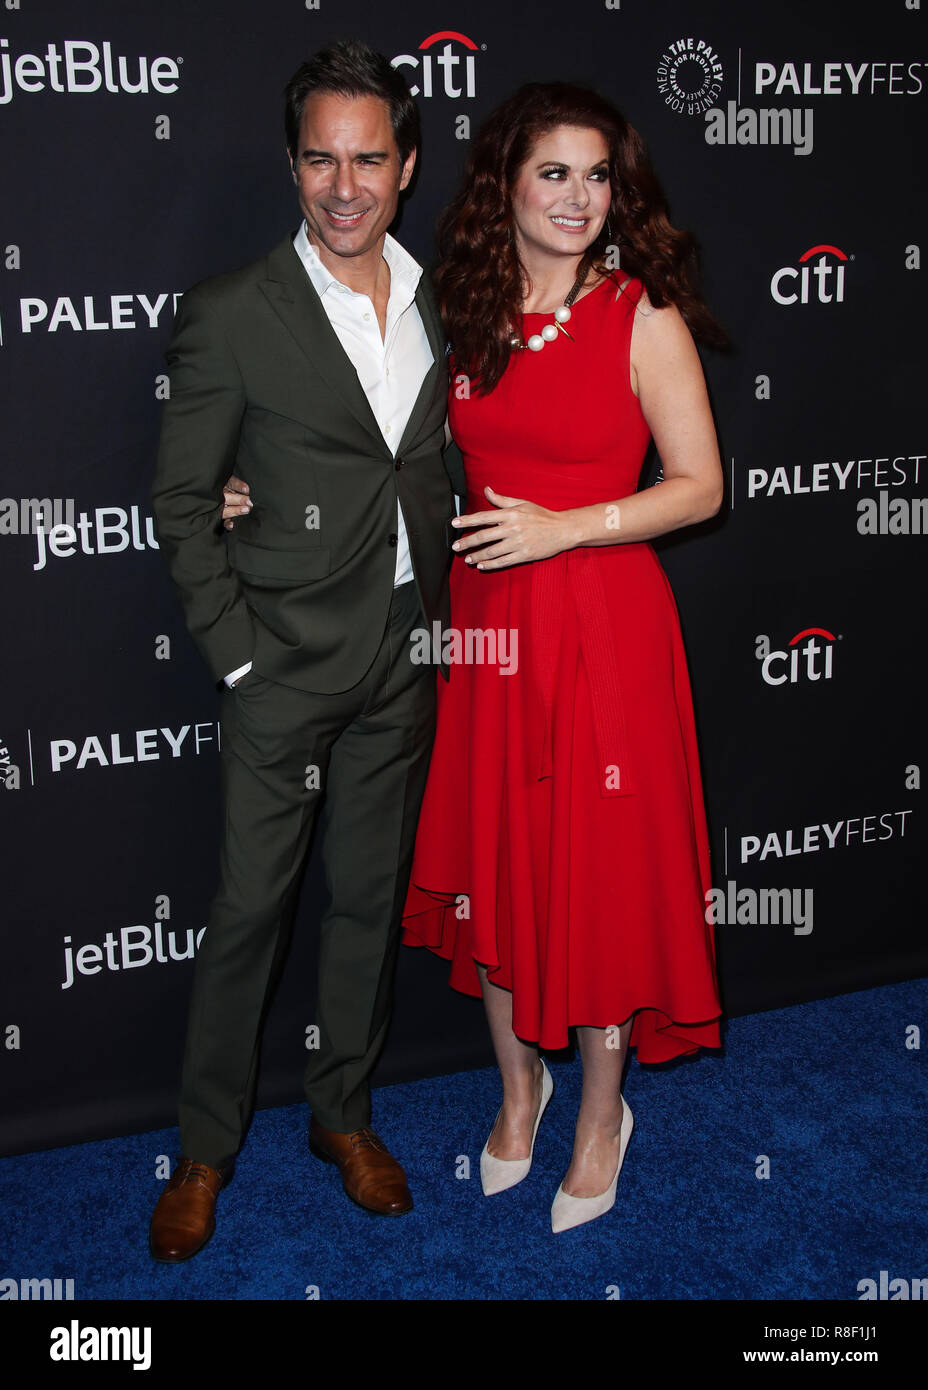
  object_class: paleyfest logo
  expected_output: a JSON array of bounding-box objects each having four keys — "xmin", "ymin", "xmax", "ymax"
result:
[
  {"xmin": 657, "ymin": 39, "xmax": 815, "ymax": 154},
  {"xmin": 656, "ymin": 37, "xmax": 723, "ymax": 115},
  {"xmin": 391, "ymin": 30, "xmax": 479, "ymax": 99}
]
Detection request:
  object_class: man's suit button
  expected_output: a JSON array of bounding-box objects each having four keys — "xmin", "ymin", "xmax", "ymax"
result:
[
  {"xmin": 388, "ymin": 533, "xmax": 398, "ymax": 546},
  {"xmin": 394, "ymin": 458, "xmax": 405, "ymax": 471}
]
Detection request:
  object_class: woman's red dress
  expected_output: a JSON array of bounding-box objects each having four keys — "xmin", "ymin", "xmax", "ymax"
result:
[{"xmin": 401, "ymin": 275, "xmax": 723, "ymax": 1062}]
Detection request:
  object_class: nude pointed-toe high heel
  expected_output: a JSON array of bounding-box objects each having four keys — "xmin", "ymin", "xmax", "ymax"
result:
[
  {"xmin": 480, "ymin": 1059, "xmax": 553, "ymax": 1196},
  {"xmin": 550, "ymin": 1097, "xmax": 634, "ymax": 1233}
]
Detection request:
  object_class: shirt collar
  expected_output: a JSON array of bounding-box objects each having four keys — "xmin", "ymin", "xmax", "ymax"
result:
[{"xmin": 293, "ymin": 222, "xmax": 422, "ymax": 302}]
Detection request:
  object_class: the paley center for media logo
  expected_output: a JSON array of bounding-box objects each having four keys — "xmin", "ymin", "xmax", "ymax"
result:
[{"xmin": 663, "ymin": 46, "xmax": 928, "ymax": 157}]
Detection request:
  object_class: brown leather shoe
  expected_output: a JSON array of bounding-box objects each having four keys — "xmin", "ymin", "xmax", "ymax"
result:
[
  {"xmin": 149, "ymin": 1157, "xmax": 228, "ymax": 1262},
  {"xmin": 309, "ymin": 1118, "xmax": 413, "ymax": 1216}
]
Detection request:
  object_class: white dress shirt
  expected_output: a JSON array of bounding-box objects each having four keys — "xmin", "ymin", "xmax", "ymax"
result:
[{"xmin": 224, "ymin": 224, "xmax": 434, "ymax": 687}]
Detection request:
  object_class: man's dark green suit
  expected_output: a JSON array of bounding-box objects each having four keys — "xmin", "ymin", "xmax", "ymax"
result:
[{"xmin": 150, "ymin": 231, "xmax": 462, "ymax": 1169}]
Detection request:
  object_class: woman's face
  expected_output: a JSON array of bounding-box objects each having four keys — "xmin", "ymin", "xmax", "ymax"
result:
[{"xmin": 509, "ymin": 124, "xmax": 612, "ymax": 265}]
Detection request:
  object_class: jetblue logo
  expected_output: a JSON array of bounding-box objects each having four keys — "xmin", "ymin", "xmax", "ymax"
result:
[{"xmin": 0, "ymin": 38, "xmax": 181, "ymax": 105}]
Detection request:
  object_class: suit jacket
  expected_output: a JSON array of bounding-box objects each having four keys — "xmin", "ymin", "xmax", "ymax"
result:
[{"xmin": 151, "ymin": 232, "xmax": 465, "ymax": 693}]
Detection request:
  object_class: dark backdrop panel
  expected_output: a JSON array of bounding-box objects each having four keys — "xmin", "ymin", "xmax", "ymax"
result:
[{"xmin": 1, "ymin": 0, "xmax": 924, "ymax": 1155}]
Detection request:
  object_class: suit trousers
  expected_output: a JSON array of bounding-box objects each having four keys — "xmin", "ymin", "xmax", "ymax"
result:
[{"xmin": 178, "ymin": 580, "xmax": 436, "ymax": 1168}]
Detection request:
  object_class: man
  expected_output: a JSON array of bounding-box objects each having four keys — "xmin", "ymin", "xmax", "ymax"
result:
[{"xmin": 148, "ymin": 39, "xmax": 462, "ymax": 1262}]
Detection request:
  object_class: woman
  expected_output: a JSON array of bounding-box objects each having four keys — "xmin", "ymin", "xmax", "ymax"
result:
[
  {"xmin": 402, "ymin": 82, "xmax": 725, "ymax": 1233},
  {"xmin": 225, "ymin": 82, "xmax": 726, "ymax": 1233}
]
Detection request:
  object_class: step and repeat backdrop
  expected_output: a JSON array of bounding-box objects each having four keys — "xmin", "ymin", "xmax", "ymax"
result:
[{"xmin": 1, "ymin": 0, "xmax": 924, "ymax": 1154}]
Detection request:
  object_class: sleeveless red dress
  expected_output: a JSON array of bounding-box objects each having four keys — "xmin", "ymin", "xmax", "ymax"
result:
[{"xmin": 401, "ymin": 275, "xmax": 723, "ymax": 1061}]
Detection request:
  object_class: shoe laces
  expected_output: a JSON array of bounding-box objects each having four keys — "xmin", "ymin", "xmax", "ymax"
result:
[
  {"xmin": 180, "ymin": 1160, "xmax": 218, "ymax": 1185},
  {"xmin": 347, "ymin": 1128, "xmax": 386, "ymax": 1154}
]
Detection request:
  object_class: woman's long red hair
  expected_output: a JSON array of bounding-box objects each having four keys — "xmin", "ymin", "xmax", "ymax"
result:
[{"xmin": 434, "ymin": 82, "xmax": 728, "ymax": 393}]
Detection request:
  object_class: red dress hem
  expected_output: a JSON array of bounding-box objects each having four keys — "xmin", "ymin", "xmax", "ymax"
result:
[{"xmin": 403, "ymin": 887, "xmax": 723, "ymax": 1062}]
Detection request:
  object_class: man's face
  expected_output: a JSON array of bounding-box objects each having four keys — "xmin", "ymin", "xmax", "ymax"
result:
[{"xmin": 289, "ymin": 91, "xmax": 416, "ymax": 267}]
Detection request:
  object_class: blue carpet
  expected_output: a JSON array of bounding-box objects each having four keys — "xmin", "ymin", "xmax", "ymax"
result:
[{"xmin": 1, "ymin": 979, "xmax": 925, "ymax": 1300}]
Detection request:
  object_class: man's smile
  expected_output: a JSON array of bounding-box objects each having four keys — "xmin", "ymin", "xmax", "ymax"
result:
[{"xmin": 322, "ymin": 206, "xmax": 370, "ymax": 228}]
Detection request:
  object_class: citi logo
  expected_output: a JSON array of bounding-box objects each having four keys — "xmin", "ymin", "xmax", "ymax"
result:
[
  {"xmin": 757, "ymin": 627, "xmax": 837, "ymax": 686},
  {"xmin": 391, "ymin": 31, "xmax": 478, "ymax": 99},
  {"xmin": 771, "ymin": 244, "xmax": 848, "ymax": 306},
  {"xmin": 0, "ymin": 38, "xmax": 181, "ymax": 105}
]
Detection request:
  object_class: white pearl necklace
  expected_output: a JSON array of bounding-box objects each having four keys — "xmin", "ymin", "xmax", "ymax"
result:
[{"xmin": 510, "ymin": 264, "xmax": 588, "ymax": 353}]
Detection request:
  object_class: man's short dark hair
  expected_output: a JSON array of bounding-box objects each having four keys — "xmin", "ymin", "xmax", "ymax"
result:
[{"xmin": 285, "ymin": 39, "xmax": 420, "ymax": 165}]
